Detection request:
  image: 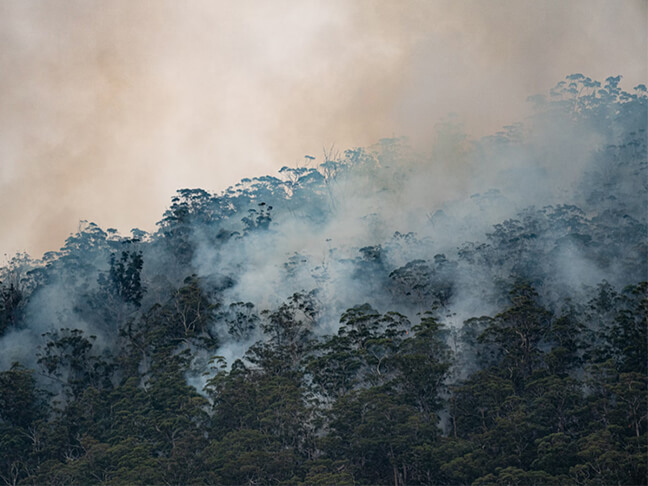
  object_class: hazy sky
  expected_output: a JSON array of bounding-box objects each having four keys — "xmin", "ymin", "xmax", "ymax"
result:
[{"xmin": 0, "ymin": 0, "xmax": 646, "ymax": 258}]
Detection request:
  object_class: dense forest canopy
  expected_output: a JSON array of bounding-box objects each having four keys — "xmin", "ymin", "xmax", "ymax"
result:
[{"xmin": 0, "ymin": 75, "xmax": 646, "ymax": 485}]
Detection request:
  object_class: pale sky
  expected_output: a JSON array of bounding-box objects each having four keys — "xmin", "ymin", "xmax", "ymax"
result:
[{"xmin": 0, "ymin": 0, "xmax": 646, "ymax": 258}]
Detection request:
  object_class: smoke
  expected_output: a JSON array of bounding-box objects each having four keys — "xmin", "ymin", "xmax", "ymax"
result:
[
  {"xmin": 0, "ymin": 70, "xmax": 645, "ymax": 392},
  {"xmin": 0, "ymin": 0, "xmax": 645, "ymax": 258},
  {"xmin": 0, "ymin": 1, "xmax": 645, "ymax": 395},
  {"xmin": 190, "ymin": 77, "xmax": 645, "ymax": 352}
]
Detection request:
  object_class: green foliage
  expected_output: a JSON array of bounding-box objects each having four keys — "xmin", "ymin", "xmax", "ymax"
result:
[
  {"xmin": 0, "ymin": 281, "xmax": 22, "ymax": 337},
  {"xmin": 478, "ymin": 281, "xmax": 552, "ymax": 390},
  {"xmin": 99, "ymin": 249, "xmax": 145, "ymax": 307},
  {"xmin": 3, "ymin": 276, "xmax": 644, "ymax": 485},
  {"xmin": 37, "ymin": 329, "xmax": 114, "ymax": 397},
  {"xmin": 0, "ymin": 74, "xmax": 646, "ymax": 485}
]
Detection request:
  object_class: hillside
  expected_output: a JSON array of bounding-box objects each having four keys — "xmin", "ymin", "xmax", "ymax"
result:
[{"xmin": 0, "ymin": 75, "xmax": 646, "ymax": 485}]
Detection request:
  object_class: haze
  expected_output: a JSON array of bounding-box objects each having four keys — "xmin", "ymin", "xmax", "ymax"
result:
[{"xmin": 0, "ymin": 0, "xmax": 645, "ymax": 258}]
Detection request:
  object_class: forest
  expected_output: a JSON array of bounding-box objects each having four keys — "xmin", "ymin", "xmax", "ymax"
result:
[{"xmin": 0, "ymin": 75, "xmax": 646, "ymax": 485}]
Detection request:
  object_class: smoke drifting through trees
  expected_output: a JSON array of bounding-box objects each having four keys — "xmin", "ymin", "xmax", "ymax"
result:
[
  {"xmin": 1, "ymin": 74, "xmax": 646, "ymax": 367},
  {"xmin": 0, "ymin": 75, "xmax": 646, "ymax": 484}
]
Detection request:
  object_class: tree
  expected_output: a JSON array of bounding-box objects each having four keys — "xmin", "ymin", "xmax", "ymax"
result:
[
  {"xmin": 478, "ymin": 281, "xmax": 552, "ymax": 390},
  {"xmin": 99, "ymin": 248, "xmax": 145, "ymax": 308},
  {"xmin": 307, "ymin": 304, "xmax": 410, "ymax": 399},
  {"xmin": 246, "ymin": 291, "xmax": 318, "ymax": 374},
  {"xmin": 37, "ymin": 328, "xmax": 114, "ymax": 398},
  {"xmin": 392, "ymin": 313, "xmax": 451, "ymax": 418},
  {"xmin": 0, "ymin": 364, "xmax": 44, "ymax": 485}
]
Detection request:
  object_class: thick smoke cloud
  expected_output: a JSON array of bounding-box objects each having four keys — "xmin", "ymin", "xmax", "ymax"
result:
[
  {"xmin": 0, "ymin": 0, "xmax": 645, "ymax": 258},
  {"xmin": 0, "ymin": 71, "xmax": 645, "ymax": 387}
]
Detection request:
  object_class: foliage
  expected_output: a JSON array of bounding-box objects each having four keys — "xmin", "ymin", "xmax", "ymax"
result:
[{"xmin": 0, "ymin": 75, "xmax": 646, "ymax": 485}]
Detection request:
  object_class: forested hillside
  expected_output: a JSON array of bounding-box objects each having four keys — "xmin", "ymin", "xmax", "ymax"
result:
[{"xmin": 1, "ymin": 75, "xmax": 646, "ymax": 485}]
